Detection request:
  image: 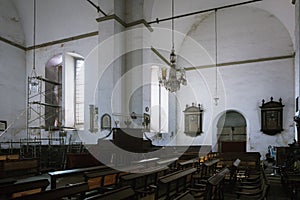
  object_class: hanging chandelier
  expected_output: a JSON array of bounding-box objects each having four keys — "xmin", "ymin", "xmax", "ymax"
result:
[{"xmin": 159, "ymin": 0, "xmax": 187, "ymax": 93}]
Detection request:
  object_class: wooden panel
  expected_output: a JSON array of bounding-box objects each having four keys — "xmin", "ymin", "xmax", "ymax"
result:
[
  {"xmin": 221, "ymin": 141, "xmax": 246, "ymax": 153},
  {"xmin": 11, "ymin": 188, "xmax": 41, "ymax": 198},
  {"xmin": 66, "ymin": 153, "xmax": 102, "ymax": 169},
  {"xmin": 88, "ymin": 177, "xmax": 102, "ymax": 190},
  {"xmin": 4, "ymin": 159, "xmax": 38, "ymax": 171},
  {"xmin": 0, "ymin": 159, "xmax": 39, "ymax": 178},
  {"xmin": 103, "ymin": 174, "xmax": 117, "ymax": 186}
]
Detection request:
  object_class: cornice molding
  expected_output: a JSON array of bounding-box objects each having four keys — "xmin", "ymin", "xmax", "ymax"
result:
[{"xmin": 0, "ymin": 31, "xmax": 98, "ymax": 51}]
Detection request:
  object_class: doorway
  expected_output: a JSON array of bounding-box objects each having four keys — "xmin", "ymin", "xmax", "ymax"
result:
[{"xmin": 217, "ymin": 110, "xmax": 247, "ymax": 152}]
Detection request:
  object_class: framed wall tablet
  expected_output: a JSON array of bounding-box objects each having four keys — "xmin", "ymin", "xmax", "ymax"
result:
[
  {"xmin": 0, "ymin": 120, "xmax": 7, "ymax": 131},
  {"xmin": 101, "ymin": 113, "xmax": 111, "ymax": 130},
  {"xmin": 260, "ymin": 97, "xmax": 284, "ymax": 135},
  {"xmin": 183, "ymin": 103, "xmax": 203, "ymax": 136}
]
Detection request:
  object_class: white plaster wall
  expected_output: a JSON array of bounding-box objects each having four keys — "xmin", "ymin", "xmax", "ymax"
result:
[
  {"xmin": 0, "ymin": 0, "xmax": 26, "ymax": 142},
  {"xmin": 149, "ymin": 1, "xmax": 295, "ymax": 157},
  {"xmin": 219, "ymin": 59, "xmax": 295, "ymax": 153},
  {"xmin": 12, "ymin": 0, "xmax": 99, "ymax": 47}
]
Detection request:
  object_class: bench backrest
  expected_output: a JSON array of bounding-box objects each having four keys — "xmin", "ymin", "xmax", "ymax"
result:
[
  {"xmin": 84, "ymin": 169, "xmax": 120, "ymax": 190},
  {"xmin": 155, "ymin": 168, "xmax": 196, "ymax": 200},
  {"xmin": 206, "ymin": 167, "xmax": 230, "ymax": 200},
  {"xmin": 13, "ymin": 182, "xmax": 89, "ymax": 200},
  {"xmin": 0, "ymin": 179, "xmax": 49, "ymax": 199},
  {"xmin": 0, "ymin": 159, "xmax": 40, "ymax": 178},
  {"xmin": 173, "ymin": 191, "xmax": 195, "ymax": 200},
  {"xmin": 85, "ymin": 186, "xmax": 136, "ymax": 200},
  {"xmin": 48, "ymin": 165, "xmax": 109, "ymax": 189},
  {"xmin": 119, "ymin": 166, "xmax": 168, "ymax": 191}
]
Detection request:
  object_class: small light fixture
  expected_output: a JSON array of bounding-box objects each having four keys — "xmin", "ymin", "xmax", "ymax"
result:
[
  {"xmin": 159, "ymin": 0, "xmax": 187, "ymax": 93},
  {"xmin": 29, "ymin": 0, "xmax": 39, "ymax": 94},
  {"xmin": 213, "ymin": 9, "xmax": 219, "ymax": 106}
]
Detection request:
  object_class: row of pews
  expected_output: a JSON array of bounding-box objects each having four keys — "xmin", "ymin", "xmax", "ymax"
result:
[
  {"xmin": 0, "ymin": 151, "xmax": 268, "ymax": 200},
  {"xmin": 0, "ymin": 154, "xmax": 40, "ymax": 179}
]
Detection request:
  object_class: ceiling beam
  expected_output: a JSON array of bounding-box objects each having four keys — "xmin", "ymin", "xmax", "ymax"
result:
[{"xmin": 148, "ymin": 0, "xmax": 262, "ymax": 25}]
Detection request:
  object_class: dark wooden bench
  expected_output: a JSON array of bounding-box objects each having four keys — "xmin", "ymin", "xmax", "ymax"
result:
[
  {"xmin": 0, "ymin": 158, "xmax": 40, "ymax": 178},
  {"xmin": 188, "ymin": 167, "xmax": 231, "ymax": 199},
  {"xmin": 155, "ymin": 168, "xmax": 197, "ymax": 200},
  {"xmin": 48, "ymin": 165, "xmax": 109, "ymax": 189},
  {"xmin": 0, "ymin": 178, "xmax": 17, "ymax": 186},
  {"xmin": 0, "ymin": 154, "xmax": 20, "ymax": 161},
  {"xmin": 194, "ymin": 158, "xmax": 220, "ymax": 181},
  {"xmin": 13, "ymin": 182, "xmax": 89, "ymax": 200},
  {"xmin": 156, "ymin": 157, "xmax": 178, "ymax": 171},
  {"xmin": 0, "ymin": 179, "xmax": 49, "ymax": 199},
  {"xmin": 235, "ymin": 168, "xmax": 269, "ymax": 200},
  {"xmin": 178, "ymin": 159, "xmax": 198, "ymax": 170},
  {"xmin": 206, "ymin": 167, "xmax": 230, "ymax": 199},
  {"xmin": 66, "ymin": 153, "xmax": 103, "ymax": 169},
  {"xmin": 173, "ymin": 191, "xmax": 195, "ymax": 200},
  {"xmin": 216, "ymin": 152, "xmax": 261, "ymax": 171},
  {"xmin": 84, "ymin": 169, "xmax": 120, "ymax": 191},
  {"xmin": 226, "ymin": 158, "xmax": 241, "ymax": 186},
  {"xmin": 85, "ymin": 186, "xmax": 136, "ymax": 200},
  {"xmin": 119, "ymin": 166, "xmax": 168, "ymax": 197},
  {"xmin": 131, "ymin": 157, "xmax": 160, "ymax": 168}
]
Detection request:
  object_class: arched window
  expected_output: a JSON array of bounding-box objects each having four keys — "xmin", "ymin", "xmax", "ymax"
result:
[{"xmin": 45, "ymin": 54, "xmax": 62, "ymax": 129}]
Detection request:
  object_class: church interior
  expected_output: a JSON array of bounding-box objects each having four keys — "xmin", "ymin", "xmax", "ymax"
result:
[{"xmin": 0, "ymin": 0, "xmax": 300, "ymax": 199}]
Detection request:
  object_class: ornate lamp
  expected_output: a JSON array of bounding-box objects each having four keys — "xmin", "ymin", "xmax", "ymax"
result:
[{"xmin": 159, "ymin": 0, "xmax": 187, "ymax": 93}]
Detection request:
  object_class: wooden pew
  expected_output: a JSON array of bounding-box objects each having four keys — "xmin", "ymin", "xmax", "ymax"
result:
[
  {"xmin": 156, "ymin": 157, "xmax": 178, "ymax": 172},
  {"xmin": 66, "ymin": 153, "xmax": 103, "ymax": 169},
  {"xmin": 216, "ymin": 152, "xmax": 261, "ymax": 171},
  {"xmin": 173, "ymin": 191, "xmax": 195, "ymax": 200},
  {"xmin": 0, "ymin": 154, "xmax": 20, "ymax": 161},
  {"xmin": 84, "ymin": 169, "xmax": 120, "ymax": 192},
  {"xmin": 0, "ymin": 178, "xmax": 17, "ymax": 186},
  {"xmin": 198, "ymin": 158, "xmax": 220, "ymax": 179},
  {"xmin": 178, "ymin": 159, "xmax": 198, "ymax": 170},
  {"xmin": 189, "ymin": 167, "xmax": 230, "ymax": 199},
  {"xmin": 206, "ymin": 167, "xmax": 230, "ymax": 200},
  {"xmin": 0, "ymin": 158, "xmax": 40, "ymax": 178},
  {"xmin": 235, "ymin": 167, "xmax": 270, "ymax": 200},
  {"xmin": 0, "ymin": 179, "xmax": 49, "ymax": 199},
  {"xmin": 13, "ymin": 182, "xmax": 89, "ymax": 200},
  {"xmin": 226, "ymin": 158, "xmax": 241, "ymax": 186},
  {"xmin": 48, "ymin": 165, "xmax": 110, "ymax": 189},
  {"xmin": 155, "ymin": 168, "xmax": 197, "ymax": 200},
  {"xmin": 85, "ymin": 186, "xmax": 136, "ymax": 200},
  {"xmin": 119, "ymin": 166, "xmax": 168, "ymax": 197}
]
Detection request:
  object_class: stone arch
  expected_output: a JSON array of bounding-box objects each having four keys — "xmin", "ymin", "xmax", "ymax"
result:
[{"xmin": 217, "ymin": 110, "xmax": 247, "ymax": 152}]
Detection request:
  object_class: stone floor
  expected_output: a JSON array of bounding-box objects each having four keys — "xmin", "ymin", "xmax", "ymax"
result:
[{"xmin": 264, "ymin": 163, "xmax": 290, "ymax": 200}]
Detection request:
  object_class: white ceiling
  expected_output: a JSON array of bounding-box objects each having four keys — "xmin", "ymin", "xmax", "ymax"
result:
[{"xmin": 9, "ymin": 0, "xmax": 295, "ymax": 47}]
